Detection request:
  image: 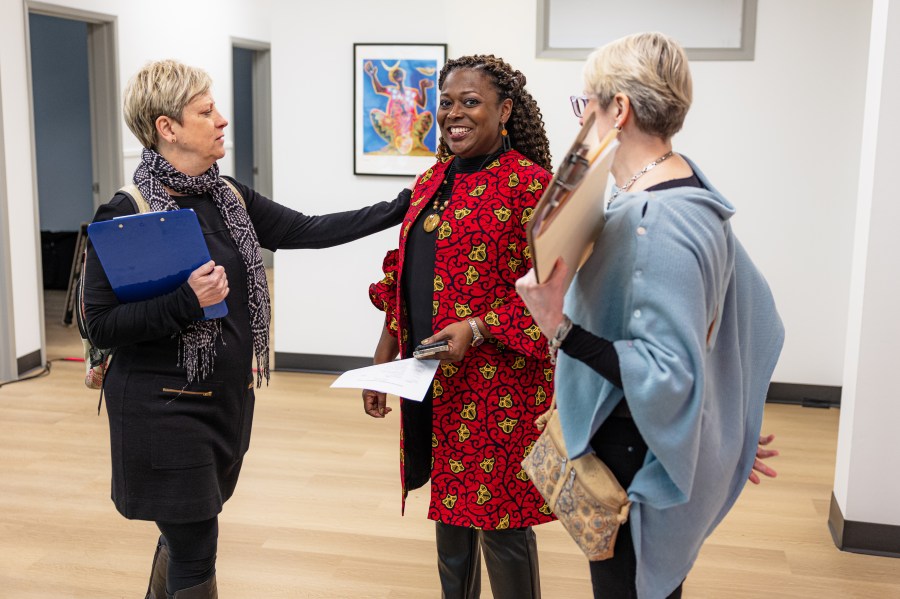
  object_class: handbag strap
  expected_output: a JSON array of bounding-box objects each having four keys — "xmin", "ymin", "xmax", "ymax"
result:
[{"xmin": 535, "ymin": 394, "xmax": 557, "ymax": 432}]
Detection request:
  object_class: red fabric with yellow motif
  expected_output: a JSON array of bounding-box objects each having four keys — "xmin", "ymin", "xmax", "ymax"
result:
[{"xmin": 369, "ymin": 149, "xmax": 556, "ymax": 529}]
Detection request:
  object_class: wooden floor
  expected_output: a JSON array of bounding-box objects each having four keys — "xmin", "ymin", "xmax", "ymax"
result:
[{"xmin": 1, "ymin": 290, "xmax": 898, "ymax": 598}]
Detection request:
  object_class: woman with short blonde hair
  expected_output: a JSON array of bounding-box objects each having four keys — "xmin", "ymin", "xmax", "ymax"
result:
[
  {"xmin": 517, "ymin": 32, "xmax": 783, "ymax": 598},
  {"xmin": 85, "ymin": 59, "xmax": 411, "ymax": 598},
  {"xmin": 123, "ymin": 59, "xmax": 212, "ymax": 150},
  {"xmin": 583, "ymin": 32, "xmax": 692, "ymax": 140}
]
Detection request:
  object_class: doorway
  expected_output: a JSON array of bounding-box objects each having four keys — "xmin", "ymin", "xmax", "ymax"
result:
[
  {"xmin": 232, "ymin": 41, "xmax": 273, "ymax": 267},
  {"xmin": 29, "ymin": 13, "xmax": 93, "ymax": 290},
  {"xmin": 25, "ymin": 3, "xmax": 121, "ymax": 360}
]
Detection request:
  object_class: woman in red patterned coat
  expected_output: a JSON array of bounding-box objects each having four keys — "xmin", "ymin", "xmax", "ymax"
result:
[{"xmin": 365, "ymin": 55, "xmax": 555, "ymax": 599}]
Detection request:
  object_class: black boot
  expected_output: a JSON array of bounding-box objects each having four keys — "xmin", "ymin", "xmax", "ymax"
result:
[
  {"xmin": 169, "ymin": 575, "xmax": 217, "ymax": 598},
  {"xmin": 436, "ymin": 522, "xmax": 482, "ymax": 599},
  {"xmin": 481, "ymin": 526, "xmax": 541, "ymax": 599},
  {"xmin": 145, "ymin": 536, "xmax": 169, "ymax": 599}
]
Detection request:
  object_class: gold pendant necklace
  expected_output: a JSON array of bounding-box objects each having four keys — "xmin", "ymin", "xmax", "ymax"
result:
[
  {"xmin": 422, "ymin": 172, "xmax": 454, "ymax": 233},
  {"xmin": 422, "ymin": 150, "xmax": 500, "ymax": 232},
  {"xmin": 423, "ymin": 213, "xmax": 441, "ymax": 233}
]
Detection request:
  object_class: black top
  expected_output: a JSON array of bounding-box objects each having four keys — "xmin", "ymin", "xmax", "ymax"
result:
[
  {"xmin": 560, "ymin": 173, "xmax": 704, "ymax": 389},
  {"xmin": 401, "ymin": 152, "xmax": 499, "ymax": 357},
  {"xmin": 83, "ymin": 178, "xmax": 409, "ymax": 522}
]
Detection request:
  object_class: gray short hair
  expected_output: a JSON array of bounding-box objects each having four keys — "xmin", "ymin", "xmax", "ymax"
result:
[
  {"xmin": 123, "ymin": 59, "xmax": 212, "ymax": 149},
  {"xmin": 583, "ymin": 32, "xmax": 692, "ymax": 140}
]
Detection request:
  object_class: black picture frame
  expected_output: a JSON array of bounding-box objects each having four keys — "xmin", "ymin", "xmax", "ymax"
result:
[{"xmin": 353, "ymin": 42, "xmax": 447, "ymax": 176}]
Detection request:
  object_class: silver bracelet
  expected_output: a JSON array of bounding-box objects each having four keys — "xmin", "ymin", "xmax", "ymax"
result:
[{"xmin": 548, "ymin": 314, "xmax": 573, "ymax": 365}]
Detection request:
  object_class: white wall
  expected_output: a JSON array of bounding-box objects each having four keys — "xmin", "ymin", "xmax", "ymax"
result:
[
  {"xmin": 679, "ymin": 0, "xmax": 871, "ymax": 385},
  {"xmin": 269, "ymin": 0, "xmax": 447, "ymax": 359},
  {"xmin": 834, "ymin": 0, "xmax": 900, "ymax": 526},
  {"xmin": 1, "ymin": 0, "xmax": 43, "ymax": 362},
  {"xmin": 0, "ymin": 57, "xmax": 18, "ymax": 382},
  {"xmin": 271, "ymin": 0, "xmax": 872, "ymax": 387},
  {"xmin": 0, "ymin": 0, "xmax": 271, "ymax": 363}
]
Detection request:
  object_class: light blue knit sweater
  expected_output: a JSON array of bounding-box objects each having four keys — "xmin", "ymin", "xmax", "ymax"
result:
[{"xmin": 555, "ymin": 160, "xmax": 784, "ymax": 598}]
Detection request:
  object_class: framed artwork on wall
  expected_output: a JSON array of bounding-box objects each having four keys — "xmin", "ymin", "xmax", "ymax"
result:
[
  {"xmin": 536, "ymin": 0, "xmax": 757, "ymax": 61},
  {"xmin": 353, "ymin": 43, "xmax": 447, "ymax": 176}
]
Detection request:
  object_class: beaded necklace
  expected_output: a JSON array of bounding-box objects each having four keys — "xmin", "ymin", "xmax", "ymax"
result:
[{"xmin": 422, "ymin": 150, "xmax": 502, "ymax": 233}]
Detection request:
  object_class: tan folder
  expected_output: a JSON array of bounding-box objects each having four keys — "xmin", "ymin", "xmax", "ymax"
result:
[{"xmin": 527, "ymin": 113, "xmax": 618, "ymax": 287}]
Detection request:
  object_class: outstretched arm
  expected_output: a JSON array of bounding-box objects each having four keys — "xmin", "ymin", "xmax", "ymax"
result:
[
  {"xmin": 417, "ymin": 79, "xmax": 434, "ymax": 108},
  {"xmin": 251, "ymin": 188, "xmax": 412, "ymax": 251},
  {"xmin": 364, "ymin": 61, "xmax": 388, "ymax": 96}
]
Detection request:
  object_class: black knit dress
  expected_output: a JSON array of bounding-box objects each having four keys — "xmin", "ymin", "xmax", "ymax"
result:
[{"xmin": 84, "ymin": 178, "xmax": 409, "ymax": 522}]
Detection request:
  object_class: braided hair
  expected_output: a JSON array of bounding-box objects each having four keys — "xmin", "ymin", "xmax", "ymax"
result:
[{"xmin": 436, "ymin": 55, "xmax": 553, "ymax": 173}]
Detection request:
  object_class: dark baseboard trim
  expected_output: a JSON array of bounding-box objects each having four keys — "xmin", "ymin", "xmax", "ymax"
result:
[
  {"xmin": 274, "ymin": 352, "xmax": 370, "ymax": 375},
  {"xmin": 274, "ymin": 356, "xmax": 844, "ymax": 409},
  {"xmin": 16, "ymin": 350, "xmax": 42, "ymax": 376},
  {"xmin": 828, "ymin": 492, "xmax": 900, "ymax": 557},
  {"xmin": 767, "ymin": 382, "xmax": 841, "ymax": 408}
]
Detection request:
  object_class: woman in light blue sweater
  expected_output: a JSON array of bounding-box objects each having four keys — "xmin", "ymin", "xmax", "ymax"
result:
[{"xmin": 516, "ymin": 32, "xmax": 784, "ymax": 598}]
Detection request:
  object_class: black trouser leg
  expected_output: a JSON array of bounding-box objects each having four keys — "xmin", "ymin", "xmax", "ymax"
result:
[
  {"xmin": 436, "ymin": 521, "xmax": 482, "ymax": 599},
  {"xmin": 588, "ymin": 416, "xmax": 647, "ymax": 599},
  {"xmin": 481, "ymin": 526, "xmax": 541, "ymax": 599},
  {"xmin": 588, "ymin": 514, "xmax": 640, "ymax": 599},
  {"xmin": 588, "ymin": 417, "xmax": 684, "ymax": 598},
  {"xmin": 155, "ymin": 517, "xmax": 218, "ymax": 596}
]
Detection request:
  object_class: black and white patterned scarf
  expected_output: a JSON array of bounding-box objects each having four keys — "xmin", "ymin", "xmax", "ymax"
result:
[{"xmin": 134, "ymin": 148, "xmax": 270, "ymax": 386}]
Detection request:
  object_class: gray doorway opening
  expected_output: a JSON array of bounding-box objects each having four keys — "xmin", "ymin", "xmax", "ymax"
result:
[
  {"xmin": 29, "ymin": 13, "xmax": 94, "ymax": 291},
  {"xmin": 25, "ymin": 2, "xmax": 121, "ymax": 359},
  {"xmin": 232, "ymin": 41, "xmax": 273, "ymax": 267}
]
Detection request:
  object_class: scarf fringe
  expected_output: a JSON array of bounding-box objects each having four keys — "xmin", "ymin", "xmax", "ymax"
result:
[
  {"xmin": 178, "ymin": 320, "xmax": 223, "ymax": 383},
  {"xmin": 255, "ymin": 348, "xmax": 270, "ymax": 388}
]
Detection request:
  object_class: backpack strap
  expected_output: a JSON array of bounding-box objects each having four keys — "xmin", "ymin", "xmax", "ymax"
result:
[
  {"xmin": 117, "ymin": 178, "xmax": 245, "ymax": 213},
  {"xmin": 117, "ymin": 183, "xmax": 150, "ymax": 213},
  {"xmin": 221, "ymin": 177, "xmax": 246, "ymax": 209}
]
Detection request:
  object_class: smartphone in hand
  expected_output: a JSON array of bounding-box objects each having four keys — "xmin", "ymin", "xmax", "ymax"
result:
[{"xmin": 413, "ymin": 340, "xmax": 450, "ymax": 359}]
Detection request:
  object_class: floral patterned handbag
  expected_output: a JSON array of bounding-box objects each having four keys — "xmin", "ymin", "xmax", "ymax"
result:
[{"xmin": 522, "ymin": 398, "xmax": 631, "ymax": 560}]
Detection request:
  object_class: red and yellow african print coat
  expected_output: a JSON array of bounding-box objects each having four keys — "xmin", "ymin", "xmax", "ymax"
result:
[{"xmin": 369, "ymin": 149, "xmax": 556, "ymax": 530}]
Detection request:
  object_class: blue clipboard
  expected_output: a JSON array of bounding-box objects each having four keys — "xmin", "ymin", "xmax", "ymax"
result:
[{"xmin": 87, "ymin": 209, "xmax": 227, "ymax": 320}]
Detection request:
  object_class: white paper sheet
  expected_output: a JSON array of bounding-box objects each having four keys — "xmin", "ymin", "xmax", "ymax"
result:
[{"xmin": 330, "ymin": 358, "xmax": 440, "ymax": 401}]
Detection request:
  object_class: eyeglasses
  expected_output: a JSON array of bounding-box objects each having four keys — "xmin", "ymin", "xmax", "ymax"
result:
[{"xmin": 570, "ymin": 95, "xmax": 590, "ymax": 118}]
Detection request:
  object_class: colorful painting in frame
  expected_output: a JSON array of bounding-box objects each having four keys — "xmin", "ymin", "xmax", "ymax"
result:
[{"xmin": 354, "ymin": 43, "xmax": 447, "ymax": 176}]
